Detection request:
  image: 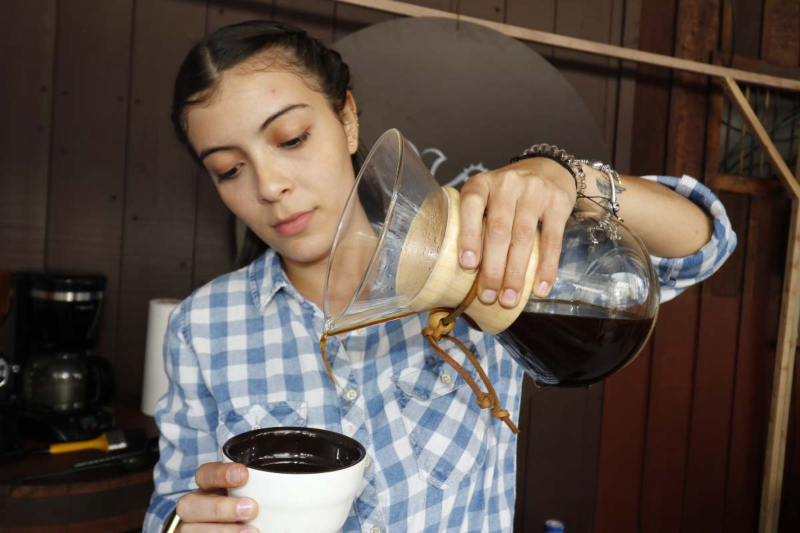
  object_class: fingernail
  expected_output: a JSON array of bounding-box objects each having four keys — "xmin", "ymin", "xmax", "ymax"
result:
[
  {"xmin": 536, "ymin": 281, "xmax": 549, "ymax": 296},
  {"xmin": 461, "ymin": 251, "xmax": 477, "ymax": 269},
  {"xmin": 501, "ymin": 289, "xmax": 517, "ymax": 306},
  {"xmin": 237, "ymin": 498, "xmax": 255, "ymax": 518},
  {"xmin": 227, "ymin": 466, "xmax": 242, "ymax": 484},
  {"xmin": 481, "ymin": 289, "xmax": 497, "ymax": 303}
]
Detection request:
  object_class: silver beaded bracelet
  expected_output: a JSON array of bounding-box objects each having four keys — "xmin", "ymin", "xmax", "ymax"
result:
[{"xmin": 511, "ymin": 143, "xmax": 587, "ymax": 202}]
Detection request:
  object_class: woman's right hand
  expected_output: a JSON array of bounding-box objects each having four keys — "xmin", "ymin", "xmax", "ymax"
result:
[{"xmin": 175, "ymin": 462, "xmax": 259, "ymax": 532}]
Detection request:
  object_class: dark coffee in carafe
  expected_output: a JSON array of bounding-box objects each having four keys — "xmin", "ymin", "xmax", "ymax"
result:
[{"xmin": 497, "ymin": 301, "xmax": 654, "ymax": 387}]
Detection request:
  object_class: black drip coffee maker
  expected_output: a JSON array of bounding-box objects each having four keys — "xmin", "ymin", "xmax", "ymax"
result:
[
  {"xmin": 0, "ymin": 270, "xmax": 19, "ymax": 454},
  {"xmin": 10, "ymin": 272, "xmax": 115, "ymax": 443}
]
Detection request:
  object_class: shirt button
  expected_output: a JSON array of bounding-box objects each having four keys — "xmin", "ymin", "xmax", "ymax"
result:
[
  {"xmin": 440, "ymin": 373, "xmax": 452, "ymax": 385},
  {"xmin": 365, "ymin": 456, "xmax": 372, "ymax": 468},
  {"xmin": 370, "ymin": 527, "xmax": 381, "ymax": 533},
  {"xmin": 345, "ymin": 389, "xmax": 358, "ymax": 401}
]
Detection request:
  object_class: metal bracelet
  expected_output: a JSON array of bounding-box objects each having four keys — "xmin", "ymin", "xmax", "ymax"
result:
[
  {"xmin": 164, "ymin": 511, "xmax": 181, "ymax": 533},
  {"xmin": 517, "ymin": 143, "xmax": 587, "ymax": 200},
  {"xmin": 575, "ymin": 159, "xmax": 623, "ymax": 219}
]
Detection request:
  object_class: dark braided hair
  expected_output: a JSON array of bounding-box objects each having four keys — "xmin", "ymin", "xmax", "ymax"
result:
[{"xmin": 171, "ymin": 20, "xmax": 360, "ymax": 267}]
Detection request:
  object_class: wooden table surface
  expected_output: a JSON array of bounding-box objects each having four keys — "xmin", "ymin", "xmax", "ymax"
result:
[{"xmin": 0, "ymin": 398, "xmax": 159, "ymax": 533}]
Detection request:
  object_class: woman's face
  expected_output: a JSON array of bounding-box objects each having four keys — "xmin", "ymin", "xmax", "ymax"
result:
[{"xmin": 185, "ymin": 60, "xmax": 359, "ymax": 267}]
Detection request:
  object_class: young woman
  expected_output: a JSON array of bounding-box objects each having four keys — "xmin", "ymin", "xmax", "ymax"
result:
[{"xmin": 145, "ymin": 20, "xmax": 736, "ymax": 533}]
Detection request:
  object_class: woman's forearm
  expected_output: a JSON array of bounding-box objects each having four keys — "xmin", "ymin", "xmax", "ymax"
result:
[{"xmin": 578, "ymin": 166, "xmax": 713, "ymax": 258}]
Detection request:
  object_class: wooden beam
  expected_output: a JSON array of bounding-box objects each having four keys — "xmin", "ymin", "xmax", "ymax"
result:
[
  {"xmin": 761, "ymin": 202, "xmax": 800, "ymax": 533},
  {"xmin": 722, "ymin": 77, "xmax": 800, "ymax": 533},
  {"xmin": 331, "ymin": 0, "xmax": 800, "ymax": 92}
]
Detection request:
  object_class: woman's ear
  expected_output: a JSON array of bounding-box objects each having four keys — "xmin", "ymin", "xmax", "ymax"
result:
[{"xmin": 340, "ymin": 90, "xmax": 359, "ymax": 155}]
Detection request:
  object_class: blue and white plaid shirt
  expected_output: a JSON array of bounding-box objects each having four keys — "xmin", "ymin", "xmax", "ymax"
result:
[{"xmin": 145, "ymin": 174, "xmax": 736, "ymax": 533}]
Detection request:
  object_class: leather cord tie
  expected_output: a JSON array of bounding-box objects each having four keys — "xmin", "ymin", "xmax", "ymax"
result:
[{"xmin": 421, "ymin": 277, "xmax": 520, "ymax": 434}]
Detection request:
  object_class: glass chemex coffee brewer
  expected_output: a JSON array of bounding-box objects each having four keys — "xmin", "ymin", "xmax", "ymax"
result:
[{"xmin": 322, "ymin": 129, "xmax": 659, "ymax": 432}]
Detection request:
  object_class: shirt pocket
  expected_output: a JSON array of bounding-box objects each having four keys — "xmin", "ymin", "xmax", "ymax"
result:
[
  {"xmin": 215, "ymin": 401, "xmax": 308, "ymax": 447},
  {"xmin": 392, "ymin": 344, "xmax": 493, "ymax": 491}
]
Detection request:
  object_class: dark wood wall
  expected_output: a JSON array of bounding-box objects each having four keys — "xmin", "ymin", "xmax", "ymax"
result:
[
  {"xmin": 595, "ymin": 0, "xmax": 800, "ymax": 532},
  {"xmin": 1, "ymin": 0, "xmax": 798, "ymax": 532}
]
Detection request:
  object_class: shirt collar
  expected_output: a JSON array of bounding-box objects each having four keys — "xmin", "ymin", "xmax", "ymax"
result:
[
  {"xmin": 249, "ymin": 248, "xmax": 289, "ymax": 314},
  {"xmin": 249, "ymin": 248, "xmax": 320, "ymax": 315}
]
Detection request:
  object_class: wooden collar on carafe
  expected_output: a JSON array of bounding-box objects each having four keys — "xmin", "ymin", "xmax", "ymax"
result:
[{"xmin": 422, "ymin": 276, "xmax": 520, "ymax": 434}]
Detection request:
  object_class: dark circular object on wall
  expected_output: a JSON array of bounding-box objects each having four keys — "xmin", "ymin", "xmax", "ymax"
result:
[{"xmin": 333, "ymin": 16, "xmax": 610, "ymax": 187}]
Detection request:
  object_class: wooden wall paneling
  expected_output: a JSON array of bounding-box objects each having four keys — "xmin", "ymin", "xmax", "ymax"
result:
[
  {"xmin": 611, "ymin": 0, "xmax": 640, "ymax": 174},
  {"xmin": 680, "ymin": 16, "xmax": 750, "ymax": 524},
  {"xmin": 455, "ymin": 0, "xmax": 504, "ymax": 22},
  {"xmin": 274, "ymin": 0, "xmax": 336, "ymax": 44},
  {"xmin": 503, "ymin": 0, "xmax": 557, "ymax": 60},
  {"xmin": 517, "ymin": 384, "xmax": 604, "ymax": 532},
  {"xmin": 720, "ymin": 0, "xmax": 765, "ymax": 62},
  {"xmin": 680, "ymin": 192, "xmax": 748, "ymax": 532},
  {"xmin": 640, "ymin": 1, "xmax": 719, "ymax": 530},
  {"xmin": 639, "ymin": 287, "xmax": 701, "ymax": 532},
  {"xmin": 593, "ymin": 341, "xmax": 654, "ymax": 533},
  {"xmin": 594, "ymin": 0, "xmax": 676, "ymax": 530},
  {"xmin": 627, "ymin": 0, "xmax": 675, "ymax": 177},
  {"xmin": 602, "ymin": 0, "xmax": 625, "ymax": 155},
  {"xmin": 551, "ymin": 0, "xmax": 618, "ymax": 147},
  {"xmin": 761, "ymin": 0, "xmax": 800, "ymax": 68},
  {"xmin": 663, "ymin": 0, "xmax": 720, "ymax": 181},
  {"xmin": 46, "ymin": 0, "xmax": 134, "ymax": 377},
  {"xmin": 115, "ymin": 0, "xmax": 208, "ymax": 397},
  {"xmin": 0, "ymin": 1, "xmax": 57, "ymax": 272},
  {"xmin": 760, "ymin": 2, "xmax": 800, "ymax": 530},
  {"xmin": 725, "ymin": 196, "xmax": 790, "ymax": 532},
  {"xmin": 732, "ymin": 0, "xmax": 764, "ymax": 60},
  {"xmin": 192, "ymin": 2, "xmax": 279, "ymax": 290}
]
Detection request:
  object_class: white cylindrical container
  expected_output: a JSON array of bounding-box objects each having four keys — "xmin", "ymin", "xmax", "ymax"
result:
[{"xmin": 140, "ymin": 298, "xmax": 180, "ymax": 416}]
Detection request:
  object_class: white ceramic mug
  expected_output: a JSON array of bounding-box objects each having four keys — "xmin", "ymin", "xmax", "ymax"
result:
[{"xmin": 223, "ymin": 427, "xmax": 366, "ymax": 533}]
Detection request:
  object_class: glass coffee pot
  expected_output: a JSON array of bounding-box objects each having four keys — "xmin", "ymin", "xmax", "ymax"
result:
[{"xmin": 323, "ymin": 130, "xmax": 659, "ymax": 416}]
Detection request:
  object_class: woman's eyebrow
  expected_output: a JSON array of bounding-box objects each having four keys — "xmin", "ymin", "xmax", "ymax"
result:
[
  {"xmin": 258, "ymin": 103, "xmax": 309, "ymax": 133},
  {"xmin": 199, "ymin": 104, "xmax": 310, "ymax": 161}
]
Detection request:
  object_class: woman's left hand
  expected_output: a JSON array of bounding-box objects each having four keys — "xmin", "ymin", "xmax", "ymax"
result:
[{"xmin": 458, "ymin": 157, "xmax": 576, "ymax": 308}]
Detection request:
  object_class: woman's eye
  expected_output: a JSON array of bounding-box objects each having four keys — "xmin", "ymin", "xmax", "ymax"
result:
[
  {"xmin": 216, "ymin": 164, "xmax": 241, "ymax": 182},
  {"xmin": 279, "ymin": 130, "xmax": 311, "ymax": 149}
]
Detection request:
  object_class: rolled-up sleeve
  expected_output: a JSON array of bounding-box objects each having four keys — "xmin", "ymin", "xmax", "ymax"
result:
[
  {"xmin": 641, "ymin": 174, "xmax": 738, "ymax": 302},
  {"xmin": 143, "ymin": 303, "xmax": 219, "ymax": 533}
]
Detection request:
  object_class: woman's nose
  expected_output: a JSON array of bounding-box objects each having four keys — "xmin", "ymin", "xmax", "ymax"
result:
[{"xmin": 255, "ymin": 167, "xmax": 293, "ymax": 203}]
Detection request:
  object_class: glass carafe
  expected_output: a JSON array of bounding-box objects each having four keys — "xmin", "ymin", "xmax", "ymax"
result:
[{"xmin": 323, "ymin": 129, "xmax": 659, "ymax": 387}]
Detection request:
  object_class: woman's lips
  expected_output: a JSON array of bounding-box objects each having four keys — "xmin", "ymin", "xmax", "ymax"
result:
[{"xmin": 274, "ymin": 210, "xmax": 315, "ymax": 236}]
